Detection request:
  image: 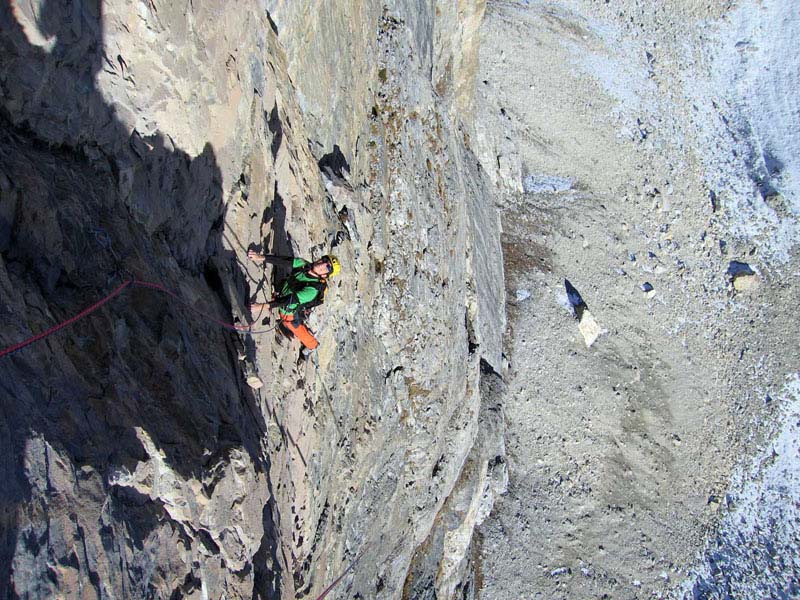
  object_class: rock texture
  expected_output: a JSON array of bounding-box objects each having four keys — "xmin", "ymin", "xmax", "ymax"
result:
[
  {"xmin": 1, "ymin": 1, "xmax": 503, "ymax": 599},
  {"xmin": 3, "ymin": 0, "xmax": 797, "ymax": 599}
]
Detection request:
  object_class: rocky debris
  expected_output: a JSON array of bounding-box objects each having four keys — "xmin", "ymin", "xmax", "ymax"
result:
[
  {"xmin": 733, "ymin": 274, "xmax": 760, "ymax": 292},
  {"xmin": 578, "ymin": 309, "xmax": 603, "ymax": 348},
  {"xmin": 564, "ymin": 279, "xmax": 587, "ymax": 317},
  {"xmin": 247, "ymin": 375, "xmax": 265, "ymax": 390},
  {"xmin": 474, "ymin": 1, "xmax": 800, "ymax": 599},
  {"xmin": 709, "ymin": 189, "xmax": 719, "ymax": 212},
  {"xmin": 563, "ymin": 279, "xmax": 603, "ymax": 347},
  {"xmin": 763, "ymin": 191, "xmax": 788, "ymax": 216}
]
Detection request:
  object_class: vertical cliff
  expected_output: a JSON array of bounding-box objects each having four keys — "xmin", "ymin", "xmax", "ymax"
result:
[
  {"xmin": 1, "ymin": 1, "xmax": 503, "ymax": 599},
  {"xmin": 253, "ymin": 2, "xmax": 506, "ymax": 598}
]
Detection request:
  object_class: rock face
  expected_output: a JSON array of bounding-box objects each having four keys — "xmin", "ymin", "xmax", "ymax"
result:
[
  {"xmin": 0, "ymin": 1, "xmax": 503, "ymax": 599},
  {"xmin": 3, "ymin": 1, "xmax": 798, "ymax": 599}
]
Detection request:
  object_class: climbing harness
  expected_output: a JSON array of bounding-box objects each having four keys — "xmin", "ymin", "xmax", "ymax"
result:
[{"xmin": 0, "ymin": 277, "xmax": 278, "ymax": 359}]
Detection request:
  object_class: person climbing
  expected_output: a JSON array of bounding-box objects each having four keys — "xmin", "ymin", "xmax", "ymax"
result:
[{"xmin": 247, "ymin": 250, "xmax": 340, "ymax": 352}]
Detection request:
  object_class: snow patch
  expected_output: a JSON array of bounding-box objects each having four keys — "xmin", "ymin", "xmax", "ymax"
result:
[
  {"xmin": 559, "ymin": 8, "xmax": 654, "ymax": 118},
  {"xmin": 692, "ymin": 0, "xmax": 800, "ymax": 263},
  {"xmin": 556, "ymin": 289, "xmax": 574, "ymax": 314},
  {"xmin": 680, "ymin": 375, "xmax": 800, "ymax": 598},
  {"xmin": 522, "ymin": 174, "xmax": 573, "ymax": 194}
]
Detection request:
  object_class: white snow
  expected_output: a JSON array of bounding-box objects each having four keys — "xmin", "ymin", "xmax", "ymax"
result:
[
  {"xmin": 680, "ymin": 374, "xmax": 800, "ymax": 598},
  {"xmin": 553, "ymin": 0, "xmax": 656, "ymax": 120},
  {"xmin": 522, "ymin": 174, "xmax": 573, "ymax": 194},
  {"xmin": 693, "ymin": 0, "xmax": 800, "ymax": 263}
]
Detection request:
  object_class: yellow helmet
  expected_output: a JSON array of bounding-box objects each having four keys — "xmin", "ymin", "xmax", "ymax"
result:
[{"xmin": 323, "ymin": 255, "xmax": 341, "ymax": 278}]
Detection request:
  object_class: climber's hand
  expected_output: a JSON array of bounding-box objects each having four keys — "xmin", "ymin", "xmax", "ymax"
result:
[
  {"xmin": 248, "ymin": 250, "xmax": 265, "ymax": 264},
  {"xmin": 249, "ymin": 303, "xmax": 270, "ymax": 318}
]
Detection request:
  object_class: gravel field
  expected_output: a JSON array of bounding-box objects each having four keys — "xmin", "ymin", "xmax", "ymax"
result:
[{"xmin": 472, "ymin": 1, "xmax": 800, "ymax": 598}]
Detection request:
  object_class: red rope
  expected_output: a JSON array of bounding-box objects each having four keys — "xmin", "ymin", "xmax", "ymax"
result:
[
  {"xmin": 0, "ymin": 279, "xmax": 133, "ymax": 359},
  {"xmin": 0, "ymin": 277, "xmax": 275, "ymax": 359},
  {"xmin": 133, "ymin": 280, "xmax": 253, "ymax": 332},
  {"xmin": 314, "ymin": 547, "xmax": 367, "ymax": 600}
]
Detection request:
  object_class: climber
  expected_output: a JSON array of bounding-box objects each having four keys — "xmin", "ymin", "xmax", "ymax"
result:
[{"xmin": 248, "ymin": 250, "xmax": 340, "ymax": 352}]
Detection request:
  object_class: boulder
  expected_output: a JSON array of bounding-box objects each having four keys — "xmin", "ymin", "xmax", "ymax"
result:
[{"xmin": 727, "ymin": 261, "xmax": 759, "ymax": 291}]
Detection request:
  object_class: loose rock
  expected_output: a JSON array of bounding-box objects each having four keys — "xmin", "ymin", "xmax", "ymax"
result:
[
  {"xmin": 578, "ymin": 309, "xmax": 603, "ymax": 348},
  {"xmin": 727, "ymin": 261, "xmax": 759, "ymax": 291},
  {"xmin": 246, "ymin": 375, "xmax": 264, "ymax": 390},
  {"xmin": 641, "ymin": 282, "xmax": 656, "ymax": 298}
]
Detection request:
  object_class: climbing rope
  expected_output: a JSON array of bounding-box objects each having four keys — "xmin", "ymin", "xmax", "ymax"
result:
[
  {"xmin": 0, "ymin": 277, "xmax": 277, "ymax": 359},
  {"xmin": 133, "ymin": 279, "xmax": 256, "ymax": 333},
  {"xmin": 314, "ymin": 546, "xmax": 368, "ymax": 600},
  {"xmin": 0, "ymin": 279, "xmax": 133, "ymax": 359}
]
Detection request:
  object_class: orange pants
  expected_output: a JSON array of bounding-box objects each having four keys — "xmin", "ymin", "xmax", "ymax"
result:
[{"xmin": 280, "ymin": 313, "xmax": 319, "ymax": 350}]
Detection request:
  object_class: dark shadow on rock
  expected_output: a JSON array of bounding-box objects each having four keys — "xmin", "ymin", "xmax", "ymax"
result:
[
  {"xmin": 0, "ymin": 1, "xmax": 277, "ymax": 596},
  {"xmin": 252, "ymin": 501, "xmax": 283, "ymax": 599},
  {"xmin": 253, "ymin": 181, "xmax": 294, "ymax": 296},
  {"xmin": 564, "ymin": 278, "xmax": 587, "ymax": 320},
  {"xmin": 727, "ymin": 261, "xmax": 755, "ymax": 278},
  {"xmin": 268, "ymin": 103, "xmax": 283, "ymax": 160},
  {"xmin": 267, "ymin": 181, "xmax": 293, "ymax": 259},
  {"xmin": 318, "ymin": 144, "xmax": 351, "ymax": 180}
]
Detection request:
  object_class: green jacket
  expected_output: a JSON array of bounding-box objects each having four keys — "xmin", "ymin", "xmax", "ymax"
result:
[{"xmin": 264, "ymin": 256, "xmax": 327, "ymax": 316}]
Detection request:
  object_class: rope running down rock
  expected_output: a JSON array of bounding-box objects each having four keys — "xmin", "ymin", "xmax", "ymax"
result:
[{"xmin": 0, "ymin": 277, "xmax": 276, "ymax": 359}]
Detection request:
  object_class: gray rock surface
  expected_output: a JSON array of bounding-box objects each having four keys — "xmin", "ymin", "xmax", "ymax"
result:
[
  {"xmin": 1, "ymin": 1, "xmax": 503, "ymax": 598},
  {"xmin": 2, "ymin": 0, "xmax": 797, "ymax": 598}
]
